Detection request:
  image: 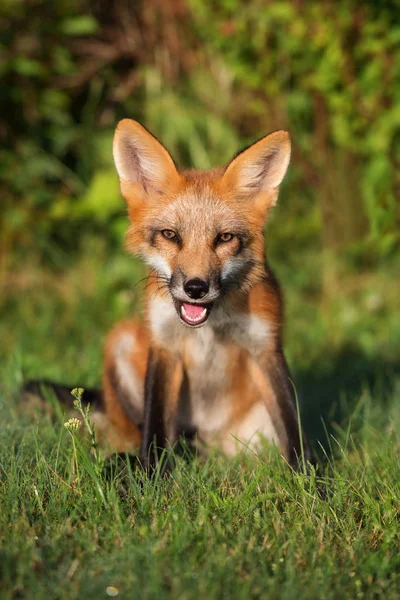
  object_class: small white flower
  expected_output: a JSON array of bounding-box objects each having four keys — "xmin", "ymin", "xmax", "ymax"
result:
[
  {"xmin": 64, "ymin": 418, "xmax": 81, "ymax": 433},
  {"xmin": 106, "ymin": 587, "xmax": 119, "ymax": 596}
]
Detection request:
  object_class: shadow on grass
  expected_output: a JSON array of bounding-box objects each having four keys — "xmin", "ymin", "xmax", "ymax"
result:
[{"xmin": 296, "ymin": 344, "xmax": 400, "ymax": 455}]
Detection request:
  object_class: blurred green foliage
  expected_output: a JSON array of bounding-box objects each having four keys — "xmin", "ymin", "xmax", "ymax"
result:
[
  {"xmin": 0, "ymin": 0, "xmax": 399, "ymax": 274},
  {"xmin": 191, "ymin": 0, "xmax": 400, "ymax": 251}
]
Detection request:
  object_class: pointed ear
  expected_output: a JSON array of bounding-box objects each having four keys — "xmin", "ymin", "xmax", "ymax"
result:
[
  {"xmin": 113, "ymin": 119, "xmax": 180, "ymax": 202},
  {"xmin": 222, "ymin": 130, "xmax": 291, "ymax": 215}
]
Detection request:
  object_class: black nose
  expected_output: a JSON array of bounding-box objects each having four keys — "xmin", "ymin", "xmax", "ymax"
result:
[{"xmin": 184, "ymin": 278, "xmax": 209, "ymax": 300}]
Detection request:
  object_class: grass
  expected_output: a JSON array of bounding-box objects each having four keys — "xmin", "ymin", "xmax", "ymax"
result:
[
  {"xmin": 1, "ymin": 395, "xmax": 400, "ymax": 599},
  {"xmin": 1, "ymin": 234, "xmax": 400, "ymax": 599}
]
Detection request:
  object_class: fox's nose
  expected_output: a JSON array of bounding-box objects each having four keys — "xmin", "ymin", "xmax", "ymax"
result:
[{"xmin": 184, "ymin": 278, "xmax": 209, "ymax": 300}]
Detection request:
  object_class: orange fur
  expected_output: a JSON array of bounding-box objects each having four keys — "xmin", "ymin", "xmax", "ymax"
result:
[{"xmin": 103, "ymin": 319, "xmax": 148, "ymax": 450}]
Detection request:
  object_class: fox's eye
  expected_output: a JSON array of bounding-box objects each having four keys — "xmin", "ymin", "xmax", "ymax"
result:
[
  {"xmin": 161, "ymin": 229, "xmax": 177, "ymax": 241},
  {"xmin": 217, "ymin": 232, "xmax": 234, "ymax": 244}
]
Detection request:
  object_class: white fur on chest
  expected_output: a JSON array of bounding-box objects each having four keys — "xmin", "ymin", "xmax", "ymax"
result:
[
  {"xmin": 148, "ymin": 296, "xmax": 273, "ymax": 443},
  {"xmin": 185, "ymin": 327, "xmax": 230, "ymax": 434}
]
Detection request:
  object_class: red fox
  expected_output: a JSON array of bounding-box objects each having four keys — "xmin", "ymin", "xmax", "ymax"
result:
[
  {"xmin": 100, "ymin": 119, "xmax": 312, "ymax": 468},
  {"xmin": 25, "ymin": 119, "xmax": 312, "ymax": 469}
]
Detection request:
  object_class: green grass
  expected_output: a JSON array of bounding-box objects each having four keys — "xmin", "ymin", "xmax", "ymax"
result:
[
  {"xmin": 1, "ymin": 394, "xmax": 400, "ymax": 599},
  {"xmin": 1, "ymin": 237, "xmax": 400, "ymax": 599}
]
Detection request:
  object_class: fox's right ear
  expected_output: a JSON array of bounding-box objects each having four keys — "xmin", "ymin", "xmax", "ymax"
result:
[
  {"xmin": 222, "ymin": 130, "xmax": 291, "ymax": 218},
  {"xmin": 113, "ymin": 119, "xmax": 180, "ymax": 203}
]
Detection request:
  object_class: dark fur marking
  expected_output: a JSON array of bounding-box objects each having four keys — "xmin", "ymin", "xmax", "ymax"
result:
[
  {"xmin": 220, "ymin": 258, "xmax": 261, "ymax": 293},
  {"xmin": 234, "ymin": 236, "xmax": 244, "ymax": 256},
  {"xmin": 175, "ymin": 369, "xmax": 192, "ymax": 436},
  {"xmin": 140, "ymin": 348, "xmax": 168, "ymax": 469},
  {"xmin": 23, "ymin": 380, "xmax": 104, "ymax": 411},
  {"xmin": 267, "ymin": 351, "xmax": 313, "ymax": 468},
  {"xmin": 149, "ymin": 227, "xmax": 158, "ymax": 247},
  {"xmin": 262, "ymin": 263, "xmax": 314, "ymax": 468}
]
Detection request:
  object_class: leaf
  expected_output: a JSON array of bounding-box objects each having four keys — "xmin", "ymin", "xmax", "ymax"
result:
[
  {"xmin": 12, "ymin": 57, "xmax": 44, "ymax": 77},
  {"xmin": 78, "ymin": 170, "xmax": 121, "ymax": 222},
  {"xmin": 60, "ymin": 16, "xmax": 99, "ymax": 36}
]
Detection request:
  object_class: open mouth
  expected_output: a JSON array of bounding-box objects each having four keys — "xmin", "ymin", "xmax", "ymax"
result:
[{"xmin": 176, "ymin": 301, "xmax": 213, "ymax": 327}]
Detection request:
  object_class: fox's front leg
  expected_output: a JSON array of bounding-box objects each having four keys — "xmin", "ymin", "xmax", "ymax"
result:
[
  {"xmin": 265, "ymin": 350, "xmax": 314, "ymax": 468},
  {"xmin": 140, "ymin": 347, "xmax": 183, "ymax": 470}
]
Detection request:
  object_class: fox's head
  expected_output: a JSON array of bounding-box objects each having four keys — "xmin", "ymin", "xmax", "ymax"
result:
[{"xmin": 113, "ymin": 119, "xmax": 290, "ymax": 328}]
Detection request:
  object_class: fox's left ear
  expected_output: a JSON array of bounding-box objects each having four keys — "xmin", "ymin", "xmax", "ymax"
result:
[{"xmin": 222, "ymin": 130, "xmax": 291, "ymax": 216}]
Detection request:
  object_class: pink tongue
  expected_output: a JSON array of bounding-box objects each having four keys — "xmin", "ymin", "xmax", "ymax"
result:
[{"xmin": 183, "ymin": 303, "xmax": 204, "ymax": 319}]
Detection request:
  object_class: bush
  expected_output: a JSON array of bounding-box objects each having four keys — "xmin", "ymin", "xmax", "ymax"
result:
[{"xmin": 1, "ymin": 0, "xmax": 399, "ymax": 272}]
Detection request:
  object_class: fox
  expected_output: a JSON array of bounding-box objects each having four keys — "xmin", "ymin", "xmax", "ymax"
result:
[{"xmin": 25, "ymin": 119, "xmax": 313, "ymax": 469}]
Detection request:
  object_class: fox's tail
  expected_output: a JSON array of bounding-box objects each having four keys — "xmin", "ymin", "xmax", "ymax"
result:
[
  {"xmin": 22, "ymin": 379, "xmax": 141, "ymax": 454},
  {"xmin": 22, "ymin": 379, "xmax": 104, "ymax": 413}
]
